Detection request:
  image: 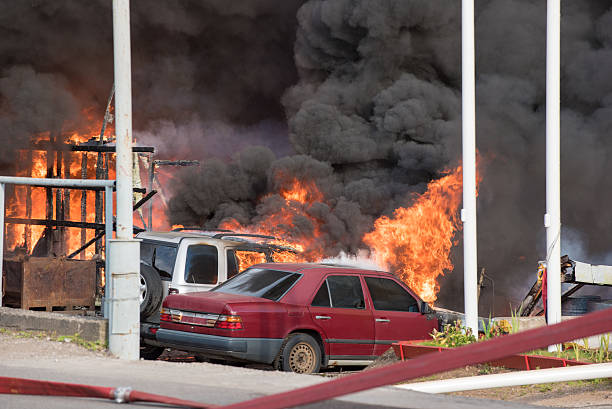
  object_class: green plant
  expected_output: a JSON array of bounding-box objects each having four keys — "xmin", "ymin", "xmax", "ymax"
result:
[
  {"xmin": 509, "ymin": 304, "xmax": 523, "ymax": 334},
  {"xmin": 536, "ymin": 383, "xmax": 553, "ymax": 393},
  {"xmin": 480, "ymin": 316, "xmax": 509, "ymax": 340},
  {"xmin": 596, "ymin": 334, "xmax": 610, "ymax": 363},
  {"xmin": 429, "ymin": 320, "xmax": 476, "ymax": 347},
  {"xmin": 56, "ymin": 333, "xmax": 107, "ymax": 351}
]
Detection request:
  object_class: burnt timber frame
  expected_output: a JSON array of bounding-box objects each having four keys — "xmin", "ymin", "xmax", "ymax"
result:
[{"xmin": 0, "ymin": 177, "xmax": 115, "ymax": 312}]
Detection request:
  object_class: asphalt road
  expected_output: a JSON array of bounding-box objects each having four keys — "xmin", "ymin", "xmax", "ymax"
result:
[{"xmin": 0, "ymin": 334, "xmax": 548, "ymax": 409}]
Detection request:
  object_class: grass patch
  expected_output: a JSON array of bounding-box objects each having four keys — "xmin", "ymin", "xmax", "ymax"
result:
[{"xmin": 0, "ymin": 327, "xmax": 107, "ymax": 351}]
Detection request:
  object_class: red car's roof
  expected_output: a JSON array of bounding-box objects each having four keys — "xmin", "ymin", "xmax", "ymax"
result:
[{"xmin": 250, "ymin": 262, "xmax": 391, "ymax": 277}]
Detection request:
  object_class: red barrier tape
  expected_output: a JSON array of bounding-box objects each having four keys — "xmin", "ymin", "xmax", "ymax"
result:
[
  {"xmin": 217, "ymin": 308, "xmax": 612, "ymax": 409},
  {"xmin": 1, "ymin": 309, "xmax": 610, "ymax": 409},
  {"xmin": 0, "ymin": 377, "xmax": 216, "ymax": 408}
]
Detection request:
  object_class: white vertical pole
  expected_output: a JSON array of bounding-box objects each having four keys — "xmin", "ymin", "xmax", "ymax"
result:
[
  {"xmin": 110, "ymin": 0, "xmax": 140, "ymax": 360},
  {"xmin": 0, "ymin": 183, "xmax": 4, "ymax": 307},
  {"xmin": 546, "ymin": 0, "xmax": 562, "ymax": 349},
  {"xmin": 462, "ymin": 0, "xmax": 478, "ymax": 335},
  {"xmin": 112, "ymin": 0, "xmax": 133, "ymax": 241}
]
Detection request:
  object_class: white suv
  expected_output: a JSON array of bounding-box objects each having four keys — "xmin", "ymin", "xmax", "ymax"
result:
[{"xmin": 136, "ymin": 229, "xmax": 295, "ymax": 359}]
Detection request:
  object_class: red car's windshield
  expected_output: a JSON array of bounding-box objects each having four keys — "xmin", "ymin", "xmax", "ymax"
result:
[{"xmin": 212, "ymin": 268, "xmax": 301, "ymax": 301}]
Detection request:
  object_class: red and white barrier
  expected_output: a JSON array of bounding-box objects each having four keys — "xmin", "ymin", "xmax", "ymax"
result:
[
  {"xmin": 397, "ymin": 362, "xmax": 612, "ymax": 394},
  {"xmin": 0, "ymin": 308, "xmax": 611, "ymax": 409},
  {"xmin": 0, "ymin": 376, "xmax": 216, "ymax": 408}
]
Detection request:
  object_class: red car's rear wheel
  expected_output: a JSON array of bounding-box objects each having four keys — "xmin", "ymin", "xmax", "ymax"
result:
[{"xmin": 278, "ymin": 333, "xmax": 321, "ymax": 374}]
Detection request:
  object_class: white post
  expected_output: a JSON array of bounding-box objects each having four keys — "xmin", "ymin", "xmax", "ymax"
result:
[
  {"xmin": 397, "ymin": 362, "xmax": 612, "ymax": 394},
  {"xmin": 545, "ymin": 0, "xmax": 562, "ymax": 350},
  {"xmin": 462, "ymin": 0, "xmax": 478, "ymax": 335},
  {"xmin": 0, "ymin": 183, "xmax": 4, "ymax": 307},
  {"xmin": 110, "ymin": 0, "xmax": 140, "ymax": 360}
]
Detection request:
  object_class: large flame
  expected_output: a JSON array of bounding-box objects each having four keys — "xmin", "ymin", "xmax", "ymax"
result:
[
  {"xmin": 5, "ymin": 121, "xmax": 170, "ymax": 259},
  {"xmin": 363, "ymin": 167, "xmax": 464, "ymax": 303},
  {"xmin": 219, "ymin": 167, "xmax": 470, "ymax": 303}
]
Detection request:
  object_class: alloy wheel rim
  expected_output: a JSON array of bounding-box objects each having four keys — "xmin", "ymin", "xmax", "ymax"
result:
[{"xmin": 139, "ymin": 274, "xmax": 147, "ymax": 303}]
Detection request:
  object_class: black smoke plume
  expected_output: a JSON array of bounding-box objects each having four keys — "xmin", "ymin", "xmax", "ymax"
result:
[{"xmin": 3, "ymin": 1, "xmax": 612, "ymax": 312}]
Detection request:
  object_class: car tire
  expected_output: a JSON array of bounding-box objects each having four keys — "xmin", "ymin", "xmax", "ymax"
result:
[
  {"xmin": 140, "ymin": 265, "xmax": 163, "ymax": 320},
  {"xmin": 140, "ymin": 344, "xmax": 165, "ymax": 360},
  {"xmin": 276, "ymin": 333, "xmax": 321, "ymax": 374}
]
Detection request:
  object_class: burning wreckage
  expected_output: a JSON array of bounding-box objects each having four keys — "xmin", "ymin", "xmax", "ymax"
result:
[
  {"xmin": 0, "ymin": 96, "xmax": 203, "ymax": 313},
  {"xmin": 520, "ymin": 255, "xmax": 612, "ymax": 318}
]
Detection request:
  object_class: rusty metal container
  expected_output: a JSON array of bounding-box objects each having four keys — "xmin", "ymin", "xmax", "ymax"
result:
[{"xmin": 2, "ymin": 255, "xmax": 96, "ymax": 311}]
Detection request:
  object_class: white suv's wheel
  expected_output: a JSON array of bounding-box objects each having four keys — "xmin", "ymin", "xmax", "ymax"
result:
[
  {"xmin": 140, "ymin": 266, "xmax": 163, "ymax": 320},
  {"xmin": 140, "ymin": 274, "xmax": 148, "ymax": 303}
]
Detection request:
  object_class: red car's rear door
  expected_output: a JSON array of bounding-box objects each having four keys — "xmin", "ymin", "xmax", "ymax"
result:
[
  {"xmin": 308, "ymin": 275, "xmax": 374, "ymax": 360},
  {"xmin": 363, "ymin": 276, "xmax": 436, "ymax": 355}
]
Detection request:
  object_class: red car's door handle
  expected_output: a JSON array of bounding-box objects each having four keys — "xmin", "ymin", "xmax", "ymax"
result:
[
  {"xmin": 315, "ymin": 315, "xmax": 332, "ymax": 320},
  {"xmin": 375, "ymin": 318, "xmax": 390, "ymax": 323}
]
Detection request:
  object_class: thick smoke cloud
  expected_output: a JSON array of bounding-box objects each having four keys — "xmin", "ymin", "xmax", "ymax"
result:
[
  {"xmin": 0, "ymin": 0, "xmax": 302, "ymax": 169},
  {"xmin": 4, "ymin": 1, "xmax": 612, "ymax": 312},
  {"xmin": 171, "ymin": 0, "xmax": 612, "ymax": 312}
]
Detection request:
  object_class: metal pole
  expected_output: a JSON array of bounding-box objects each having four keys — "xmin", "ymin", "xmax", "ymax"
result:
[
  {"xmin": 110, "ymin": 0, "xmax": 140, "ymax": 360},
  {"xmin": 0, "ymin": 183, "xmax": 4, "ymax": 307},
  {"xmin": 0, "ymin": 177, "xmax": 115, "ymax": 188},
  {"xmin": 462, "ymin": 0, "xmax": 478, "ymax": 335},
  {"xmin": 148, "ymin": 159, "xmax": 154, "ymax": 231},
  {"xmin": 546, "ymin": 0, "xmax": 562, "ymax": 350},
  {"xmin": 104, "ymin": 186, "xmax": 113, "ymax": 319}
]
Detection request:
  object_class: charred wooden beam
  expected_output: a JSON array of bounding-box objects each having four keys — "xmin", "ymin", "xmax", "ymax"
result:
[
  {"xmin": 152, "ymin": 160, "xmax": 199, "ymax": 166},
  {"xmin": 6, "ymin": 217, "xmax": 146, "ymax": 233},
  {"xmin": 45, "ymin": 135, "xmax": 54, "ymax": 223},
  {"xmin": 80, "ymin": 152, "xmax": 88, "ymax": 259},
  {"xmin": 65, "ymin": 190, "xmax": 156, "ymax": 259},
  {"xmin": 95, "ymin": 149, "xmax": 103, "ymax": 256},
  {"xmin": 24, "ymin": 150, "xmax": 33, "ymax": 251},
  {"xmin": 133, "ymin": 190, "xmax": 157, "ymax": 211},
  {"xmin": 13, "ymin": 184, "xmax": 145, "ymax": 192},
  {"xmin": 71, "ymin": 145, "xmax": 154, "ymax": 153},
  {"xmin": 6, "ymin": 217, "xmax": 105, "ymax": 230},
  {"xmin": 56, "ymin": 147, "xmax": 64, "ymax": 255}
]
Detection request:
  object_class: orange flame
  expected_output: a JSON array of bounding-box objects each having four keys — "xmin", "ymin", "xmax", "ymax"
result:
[
  {"xmin": 234, "ymin": 250, "xmax": 268, "ymax": 272},
  {"xmin": 5, "ymin": 119, "xmax": 171, "ymax": 261},
  {"xmin": 219, "ymin": 177, "xmax": 323, "ymax": 262},
  {"xmin": 218, "ymin": 169, "xmax": 470, "ymax": 303},
  {"xmin": 363, "ymin": 167, "xmax": 465, "ymax": 303}
]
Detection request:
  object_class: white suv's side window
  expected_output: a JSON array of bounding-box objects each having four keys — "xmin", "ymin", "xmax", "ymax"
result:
[
  {"xmin": 142, "ymin": 243, "xmax": 177, "ymax": 281},
  {"xmin": 185, "ymin": 245, "xmax": 219, "ymax": 284}
]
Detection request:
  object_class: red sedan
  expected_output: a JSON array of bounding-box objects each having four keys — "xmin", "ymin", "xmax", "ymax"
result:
[{"xmin": 157, "ymin": 263, "xmax": 438, "ymax": 373}]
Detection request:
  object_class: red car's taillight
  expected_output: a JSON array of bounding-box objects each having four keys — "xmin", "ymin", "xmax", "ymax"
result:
[
  {"xmin": 215, "ymin": 315, "xmax": 243, "ymax": 330},
  {"xmin": 160, "ymin": 307, "xmax": 172, "ymax": 322}
]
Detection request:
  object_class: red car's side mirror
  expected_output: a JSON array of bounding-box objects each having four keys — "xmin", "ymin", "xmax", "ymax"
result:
[{"xmin": 420, "ymin": 301, "xmax": 433, "ymax": 315}]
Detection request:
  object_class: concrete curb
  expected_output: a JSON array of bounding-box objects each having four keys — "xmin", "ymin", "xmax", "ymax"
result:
[{"xmin": 0, "ymin": 307, "xmax": 107, "ymax": 343}]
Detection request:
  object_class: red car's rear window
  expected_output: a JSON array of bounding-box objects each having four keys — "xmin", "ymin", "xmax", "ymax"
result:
[{"xmin": 212, "ymin": 268, "xmax": 301, "ymax": 301}]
